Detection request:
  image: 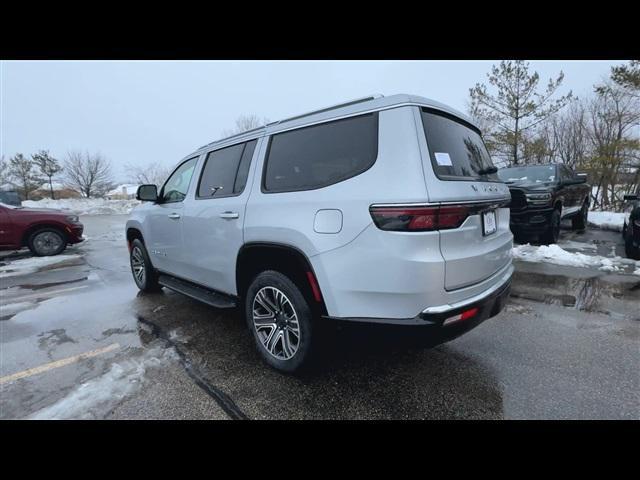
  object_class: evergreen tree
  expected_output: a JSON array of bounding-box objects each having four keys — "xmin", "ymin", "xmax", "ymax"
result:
[
  {"xmin": 32, "ymin": 150, "xmax": 63, "ymax": 199},
  {"xmin": 470, "ymin": 60, "xmax": 573, "ymax": 165},
  {"xmin": 8, "ymin": 153, "xmax": 44, "ymax": 200}
]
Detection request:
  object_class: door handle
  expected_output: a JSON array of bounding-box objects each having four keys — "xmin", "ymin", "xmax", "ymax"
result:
[
  {"xmin": 219, "ymin": 211, "xmax": 239, "ymax": 219},
  {"xmin": 168, "ymin": 213, "xmax": 181, "ymax": 220}
]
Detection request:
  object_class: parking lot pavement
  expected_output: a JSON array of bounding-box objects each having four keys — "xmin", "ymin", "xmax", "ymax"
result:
[{"xmin": 1, "ymin": 215, "xmax": 639, "ymax": 419}]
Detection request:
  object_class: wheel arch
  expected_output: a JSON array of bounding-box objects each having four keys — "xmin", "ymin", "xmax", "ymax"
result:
[
  {"xmin": 236, "ymin": 242, "xmax": 327, "ymax": 316},
  {"xmin": 126, "ymin": 227, "xmax": 144, "ymax": 246},
  {"xmin": 21, "ymin": 221, "xmax": 69, "ymax": 247}
]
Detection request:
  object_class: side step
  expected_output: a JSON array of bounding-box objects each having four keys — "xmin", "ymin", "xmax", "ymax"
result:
[{"xmin": 158, "ymin": 274, "xmax": 237, "ymax": 309}]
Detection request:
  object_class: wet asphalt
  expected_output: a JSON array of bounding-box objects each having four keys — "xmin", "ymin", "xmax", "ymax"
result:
[{"xmin": 0, "ymin": 215, "xmax": 638, "ymax": 420}]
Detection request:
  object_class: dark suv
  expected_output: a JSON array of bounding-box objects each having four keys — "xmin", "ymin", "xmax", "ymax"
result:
[
  {"xmin": 623, "ymin": 194, "xmax": 640, "ymax": 260},
  {"xmin": 497, "ymin": 164, "xmax": 591, "ymax": 244}
]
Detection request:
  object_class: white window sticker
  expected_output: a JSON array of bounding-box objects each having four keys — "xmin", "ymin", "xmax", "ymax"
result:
[{"xmin": 434, "ymin": 152, "xmax": 453, "ymax": 166}]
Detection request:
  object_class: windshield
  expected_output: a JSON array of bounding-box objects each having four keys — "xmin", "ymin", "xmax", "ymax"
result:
[
  {"xmin": 497, "ymin": 165, "xmax": 556, "ymax": 184},
  {"xmin": 420, "ymin": 108, "xmax": 498, "ymax": 182}
]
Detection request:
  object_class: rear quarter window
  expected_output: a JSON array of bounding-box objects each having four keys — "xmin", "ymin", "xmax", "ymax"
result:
[{"xmin": 263, "ymin": 113, "xmax": 378, "ymax": 193}]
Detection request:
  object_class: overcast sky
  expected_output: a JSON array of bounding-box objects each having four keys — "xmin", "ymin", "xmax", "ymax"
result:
[{"xmin": 1, "ymin": 60, "xmax": 623, "ymax": 181}]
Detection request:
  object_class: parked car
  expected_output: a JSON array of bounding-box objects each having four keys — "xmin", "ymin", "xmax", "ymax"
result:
[
  {"xmin": 497, "ymin": 164, "xmax": 591, "ymax": 244},
  {"xmin": 126, "ymin": 94, "xmax": 514, "ymax": 372},
  {"xmin": 0, "ymin": 190, "xmax": 21, "ymax": 206},
  {"xmin": 622, "ymin": 194, "xmax": 640, "ymax": 260},
  {"xmin": 0, "ymin": 202, "xmax": 84, "ymax": 256}
]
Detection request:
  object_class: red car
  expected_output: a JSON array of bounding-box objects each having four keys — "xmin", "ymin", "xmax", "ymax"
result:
[{"xmin": 0, "ymin": 203, "xmax": 84, "ymax": 256}]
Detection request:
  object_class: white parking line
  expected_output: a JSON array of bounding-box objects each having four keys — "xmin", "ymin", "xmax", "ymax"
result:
[{"xmin": 0, "ymin": 343, "xmax": 120, "ymax": 385}]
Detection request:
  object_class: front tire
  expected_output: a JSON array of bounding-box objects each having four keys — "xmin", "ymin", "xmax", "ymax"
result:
[
  {"xmin": 28, "ymin": 227, "xmax": 67, "ymax": 256},
  {"xmin": 540, "ymin": 209, "xmax": 561, "ymax": 245},
  {"xmin": 572, "ymin": 201, "xmax": 589, "ymax": 231},
  {"xmin": 625, "ymin": 230, "xmax": 640, "ymax": 260},
  {"xmin": 130, "ymin": 239, "xmax": 161, "ymax": 292},
  {"xmin": 245, "ymin": 270, "xmax": 315, "ymax": 373}
]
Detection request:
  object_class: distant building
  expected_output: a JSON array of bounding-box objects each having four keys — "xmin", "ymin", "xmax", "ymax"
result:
[
  {"xmin": 106, "ymin": 184, "xmax": 140, "ymax": 200},
  {"xmin": 34, "ymin": 181, "xmax": 81, "ymax": 200}
]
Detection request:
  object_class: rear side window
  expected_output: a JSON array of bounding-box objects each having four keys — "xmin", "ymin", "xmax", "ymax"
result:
[
  {"xmin": 420, "ymin": 108, "xmax": 497, "ymax": 182},
  {"xmin": 197, "ymin": 140, "xmax": 257, "ymax": 198},
  {"xmin": 263, "ymin": 113, "xmax": 378, "ymax": 193}
]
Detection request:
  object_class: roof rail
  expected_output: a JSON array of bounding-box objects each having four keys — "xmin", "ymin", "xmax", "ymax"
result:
[
  {"xmin": 198, "ymin": 94, "xmax": 384, "ymax": 151},
  {"xmin": 198, "ymin": 124, "xmax": 266, "ymax": 150},
  {"xmin": 268, "ymin": 94, "xmax": 384, "ymax": 127}
]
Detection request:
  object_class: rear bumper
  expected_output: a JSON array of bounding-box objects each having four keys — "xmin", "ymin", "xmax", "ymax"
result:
[
  {"xmin": 509, "ymin": 207, "xmax": 554, "ymax": 234},
  {"xmin": 324, "ymin": 264, "xmax": 512, "ymax": 327}
]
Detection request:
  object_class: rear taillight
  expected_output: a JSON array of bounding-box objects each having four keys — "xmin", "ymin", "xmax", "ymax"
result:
[{"xmin": 369, "ymin": 205, "xmax": 469, "ymax": 232}]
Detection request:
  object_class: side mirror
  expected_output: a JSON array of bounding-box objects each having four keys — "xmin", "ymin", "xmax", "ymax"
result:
[
  {"xmin": 565, "ymin": 176, "xmax": 586, "ymax": 185},
  {"xmin": 137, "ymin": 184, "xmax": 158, "ymax": 202},
  {"xmin": 624, "ymin": 194, "xmax": 639, "ymax": 201}
]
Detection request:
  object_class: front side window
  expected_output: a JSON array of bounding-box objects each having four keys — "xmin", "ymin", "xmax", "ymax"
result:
[
  {"xmin": 197, "ymin": 139, "xmax": 258, "ymax": 198},
  {"xmin": 421, "ymin": 108, "xmax": 497, "ymax": 182},
  {"xmin": 161, "ymin": 157, "xmax": 198, "ymax": 203},
  {"xmin": 263, "ymin": 113, "xmax": 378, "ymax": 193}
]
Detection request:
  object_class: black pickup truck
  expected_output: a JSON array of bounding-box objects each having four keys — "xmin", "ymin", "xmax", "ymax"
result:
[{"xmin": 497, "ymin": 163, "xmax": 591, "ymax": 244}]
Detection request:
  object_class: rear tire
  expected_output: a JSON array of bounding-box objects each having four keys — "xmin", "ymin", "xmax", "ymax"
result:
[
  {"xmin": 572, "ymin": 201, "xmax": 589, "ymax": 231},
  {"xmin": 540, "ymin": 209, "xmax": 561, "ymax": 245},
  {"xmin": 245, "ymin": 270, "xmax": 315, "ymax": 373},
  {"xmin": 27, "ymin": 227, "xmax": 67, "ymax": 256},
  {"xmin": 130, "ymin": 239, "xmax": 161, "ymax": 292}
]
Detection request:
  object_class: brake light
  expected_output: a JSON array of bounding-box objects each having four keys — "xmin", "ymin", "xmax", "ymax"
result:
[{"xmin": 369, "ymin": 205, "xmax": 469, "ymax": 232}]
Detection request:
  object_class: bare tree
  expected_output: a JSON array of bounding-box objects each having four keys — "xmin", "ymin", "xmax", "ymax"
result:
[
  {"xmin": 32, "ymin": 150, "xmax": 63, "ymax": 199},
  {"xmin": 7, "ymin": 153, "xmax": 44, "ymax": 200},
  {"xmin": 221, "ymin": 114, "xmax": 270, "ymax": 137},
  {"xmin": 0, "ymin": 155, "xmax": 10, "ymax": 188},
  {"xmin": 584, "ymin": 81, "xmax": 640, "ymax": 209},
  {"xmin": 63, "ymin": 151, "xmax": 115, "ymax": 198},
  {"xmin": 125, "ymin": 162, "xmax": 170, "ymax": 186},
  {"xmin": 550, "ymin": 100, "xmax": 589, "ymax": 169}
]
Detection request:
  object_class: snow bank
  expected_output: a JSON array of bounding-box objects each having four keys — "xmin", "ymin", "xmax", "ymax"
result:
[
  {"xmin": 512, "ymin": 244, "xmax": 639, "ymax": 274},
  {"xmin": 0, "ymin": 254, "xmax": 83, "ymax": 278},
  {"xmin": 29, "ymin": 346, "xmax": 177, "ymax": 420},
  {"xmin": 22, "ymin": 198, "xmax": 140, "ymax": 215},
  {"xmin": 588, "ymin": 211, "xmax": 626, "ymax": 232}
]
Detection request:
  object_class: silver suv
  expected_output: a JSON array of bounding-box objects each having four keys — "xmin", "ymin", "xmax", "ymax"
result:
[{"xmin": 127, "ymin": 94, "xmax": 514, "ymax": 372}]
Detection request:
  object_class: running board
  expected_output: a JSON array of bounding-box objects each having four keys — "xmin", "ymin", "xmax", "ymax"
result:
[{"xmin": 158, "ymin": 274, "xmax": 237, "ymax": 309}]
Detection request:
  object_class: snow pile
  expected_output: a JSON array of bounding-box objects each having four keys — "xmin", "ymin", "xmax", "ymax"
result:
[
  {"xmin": 0, "ymin": 254, "xmax": 83, "ymax": 278},
  {"xmin": 588, "ymin": 211, "xmax": 626, "ymax": 232},
  {"xmin": 512, "ymin": 244, "xmax": 639, "ymax": 274},
  {"xmin": 29, "ymin": 346, "xmax": 178, "ymax": 420},
  {"xmin": 22, "ymin": 198, "xmax": 140, "ymax": 215}
]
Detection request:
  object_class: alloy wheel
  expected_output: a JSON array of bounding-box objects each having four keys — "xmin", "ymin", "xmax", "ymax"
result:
[
  {"xmin": 252, "ymin": 286, "xmax": 301, "ymax": 360},
  {"xmin": 33, "ymin": 231, "xmax": 63, "ymax": 255},
  {"xmin": 131, "ymin": 246, "xmax": 146, "ymax": 286}
]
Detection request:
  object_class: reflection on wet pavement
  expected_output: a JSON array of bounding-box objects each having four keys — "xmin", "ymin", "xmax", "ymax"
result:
[{"xmin": 1, "ymin": 215, "xmax": 638, "ymax": 420}]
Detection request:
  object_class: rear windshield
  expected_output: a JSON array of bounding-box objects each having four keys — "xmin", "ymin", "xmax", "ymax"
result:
[
  {"xmin": 420, "ymin": 108, "xmax": 497, "ymax": 182},
  {"xmin": 497, "ymin": 165, "xmax": 556, "ymax": 184}
]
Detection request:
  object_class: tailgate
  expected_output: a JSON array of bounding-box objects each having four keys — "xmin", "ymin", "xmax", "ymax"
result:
[
  {"xmin": 416, "ymin": 107, "xmax": 513, "ymax": 291},
  {"xmin": 439, "ymin": 205, "xmax": 512, "ymax": 290}
]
